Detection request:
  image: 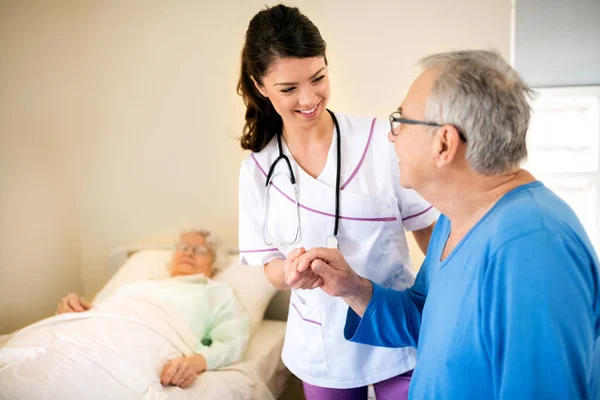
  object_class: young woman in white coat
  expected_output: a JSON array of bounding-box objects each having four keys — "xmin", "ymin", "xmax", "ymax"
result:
[{"xmin": 236, "ymin": 5, "xmax": 437, "ymax": 400}]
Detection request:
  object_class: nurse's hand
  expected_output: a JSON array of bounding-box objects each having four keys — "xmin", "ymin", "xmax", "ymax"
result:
[
  {"xmin": 56, "ymin": 292, "xmax": 91, "ymax": 314},
  {"xmin": 297, "ymin": 248, "xmax": 373, "ymax": 316},
  {"xmin": 284, "ymin": 247, "xmax": 324, "ymax": 290},
  {"xmin": 295, "ymin": 248, "xmax": 357, "ymax": 297}
]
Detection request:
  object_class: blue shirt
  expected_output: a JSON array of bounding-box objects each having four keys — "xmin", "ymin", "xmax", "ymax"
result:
[{"xmin": 345, "ymin": 181, "xmax": 600, "ymax": 399}]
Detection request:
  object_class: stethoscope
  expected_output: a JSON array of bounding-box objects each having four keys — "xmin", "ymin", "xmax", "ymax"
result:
[{"xmin": 262, "ymin": 109, "xmax": 341, "ymax": 249}]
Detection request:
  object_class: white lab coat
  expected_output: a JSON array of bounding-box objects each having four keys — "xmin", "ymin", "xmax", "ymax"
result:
[{"xmin": 238, "ymin": 112, "xmax": 438, "ymax": 388}]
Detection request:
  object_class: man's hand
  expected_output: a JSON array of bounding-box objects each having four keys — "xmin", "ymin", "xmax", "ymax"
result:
[
  {"xmin": 295, "ymin": 248, "xmax": 357, "ymax": 297},
  {"xmin": 160, "ymin": 354, "xmax": 207, "ymax": 389},
  {"xmin": 284, "ymin": 247, "xmax": 323, "ymax": 290},
  {"xmin": 56, "ymin": 292, "xmax": 91, "ymax": 314},
  {"xmin": 296, "ymin": 248, "xmax": 373, "ymax": 316}
]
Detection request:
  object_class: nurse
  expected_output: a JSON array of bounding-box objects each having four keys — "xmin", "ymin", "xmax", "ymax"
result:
[{"xmin": 236, "ymin": 5, "xmax": 437, "ymax": 400}]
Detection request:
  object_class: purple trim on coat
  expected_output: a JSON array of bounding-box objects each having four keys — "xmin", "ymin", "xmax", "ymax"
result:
[
  {"xmin": 239, "ymin": 248, "xmax": 279, "ymax": 253},
  {"xmin": 402, "ymin": 205, "xmax": 434, "ymax": 221},
  {"xmin": 340, "ymin": 118, "xmax": 376, "ymax": 190},
  {"xmin": 291, "ymin": 302, "xmax": 322, "ymax": 326},
  {"xmin": 251, "ymin": 153, "xmax": 397, "ymax": 222}
]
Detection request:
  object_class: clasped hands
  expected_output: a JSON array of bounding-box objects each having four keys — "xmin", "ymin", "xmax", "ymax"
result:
[{"xmin": 283, "ymin": 247, "xmax": 358, "ymax": 298}]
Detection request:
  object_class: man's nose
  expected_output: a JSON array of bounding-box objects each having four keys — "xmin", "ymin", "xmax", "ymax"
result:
[{"xmin": 387, "ymin": 129, "xmax": 395, "ymax": 143}]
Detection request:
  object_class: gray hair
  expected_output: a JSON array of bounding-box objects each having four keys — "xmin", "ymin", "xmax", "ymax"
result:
[
  {"xmin": 419, "ymin": 50, "xmax": 535, "ymax": 175},
  {"xmin": 180, "ymin": 230, "xmax": 227, "ymax": 273}
]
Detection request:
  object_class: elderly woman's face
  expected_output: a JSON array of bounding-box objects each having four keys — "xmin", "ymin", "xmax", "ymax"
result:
[{"xmin": 170, "ymin": 233, "xmax": 214, "ymax": 277}]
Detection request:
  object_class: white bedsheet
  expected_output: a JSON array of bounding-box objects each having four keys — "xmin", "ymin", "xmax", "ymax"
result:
[
  {"xmin": 0, "ymin": 294, "xmax": 278, "ymax": 400},
  {"xmin": 243, "ymin": 320, "xmax": 289, "ymax": 398}
]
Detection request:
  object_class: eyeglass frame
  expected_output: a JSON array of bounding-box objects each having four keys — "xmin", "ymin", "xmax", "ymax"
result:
[
  {"xmin": 174, "ymin": 243, "xmax": 213, "ymax": 256},
  {"xmin": 389, "ymin": 111, "xmax": 467, "ymax": 142}
]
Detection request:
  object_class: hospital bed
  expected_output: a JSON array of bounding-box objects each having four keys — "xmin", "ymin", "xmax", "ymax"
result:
[{"xmin": 0, "ymin": 245, "xmax": 291, "ymax": 400}]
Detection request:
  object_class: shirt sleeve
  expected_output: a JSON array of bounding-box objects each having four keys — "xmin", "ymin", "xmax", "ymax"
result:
[
  {"xmin": 238, "ymin": 156, "xmax": 284, "ymax": 266},
  {"xmin": 194, "ymin": 285, "xmax": 251, "ymax": 370},
  {"xmin": 344, "ymin": 261, "xmax": 431, "ymax": 348},
  {"xmin": 388, "ymin": 145, "xmax": 439, "ymax": 231},
  {"xmin": 482, "ymin": 230, "xmax": 597, "ymax": 400}
]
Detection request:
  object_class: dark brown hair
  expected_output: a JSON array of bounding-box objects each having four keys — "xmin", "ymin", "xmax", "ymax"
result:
[{"xmin": 237, "ymin": 4, "xmax": 327, "ymax": 152}]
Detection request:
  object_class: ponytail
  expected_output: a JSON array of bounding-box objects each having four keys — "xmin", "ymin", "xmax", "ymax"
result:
[
  {"xmin": 237, "ymin": 56, "xmax": 282, "ymax": 152},
  {"xmin": 237, "ymin": 4, "xmax": 326, "ymax": 152}
]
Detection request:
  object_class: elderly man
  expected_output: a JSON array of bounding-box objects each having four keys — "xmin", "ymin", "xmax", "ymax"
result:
[{"xmin": 289, "ymin": 50, "xmax": 600, "ymax": 399}]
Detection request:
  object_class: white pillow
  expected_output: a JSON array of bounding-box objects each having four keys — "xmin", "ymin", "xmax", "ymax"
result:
[
  {"xmin": 94, "ymin": 249, "xmax": 173, "ymax": 302},
  {"xmin": 213, "ymin": 259, "xmax": 278, "ymax": 336},
  {"xmin": 94, "ymin": 248, "xmax": 277, "ymax": 337}
]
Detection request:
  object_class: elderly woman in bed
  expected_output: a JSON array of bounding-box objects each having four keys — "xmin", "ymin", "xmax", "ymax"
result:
[{"xmin": 56, "ymin": 230, "xmax": 250, "ymax": 389}]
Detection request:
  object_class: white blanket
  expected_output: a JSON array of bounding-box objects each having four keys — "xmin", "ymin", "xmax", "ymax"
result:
[{"xmin": 0, "ymin": 295, "xmax": 274, "ymax": 400}]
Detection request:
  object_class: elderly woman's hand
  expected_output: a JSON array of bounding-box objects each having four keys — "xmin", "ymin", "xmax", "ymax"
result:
[
  {"xmin": 160, "ymin": 354, "xmax": 207, "ymax": 389},
  {"xmin": 56, "ymin": 292, "xmax": 91, "ymax": 314}
]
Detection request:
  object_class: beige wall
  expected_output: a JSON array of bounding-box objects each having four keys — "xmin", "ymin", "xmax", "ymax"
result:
[
  {"xmin": 0, "ymin": 0, "xmax": 511, "ymax": 332},
  {"xmin": 0, "ymin": 2, "xmax": 83, "ymax": 332}
]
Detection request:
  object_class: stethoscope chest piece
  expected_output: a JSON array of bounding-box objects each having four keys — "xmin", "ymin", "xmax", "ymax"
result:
[{"xmin": 326, "ymin": 235, "xmax": 339, "ymax": 249}]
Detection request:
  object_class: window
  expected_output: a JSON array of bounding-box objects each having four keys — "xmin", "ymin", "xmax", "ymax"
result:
[{"xmin": 523, "ymin": 86, "xmax": 600, "ymax": 251}]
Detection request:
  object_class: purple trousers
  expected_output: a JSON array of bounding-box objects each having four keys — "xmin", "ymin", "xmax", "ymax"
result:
[{"xmin": 302, "ymin": 370, "xmax": 413, "ymax": 400}]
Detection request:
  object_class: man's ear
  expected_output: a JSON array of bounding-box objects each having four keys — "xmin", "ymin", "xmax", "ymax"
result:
[
  {"xmin": 250, "ymin": 75, "xmax": 268, "ymax": 98},
  {"xmin": 433, "ymin": 125, "xmax": 462, "ymax": 168}
]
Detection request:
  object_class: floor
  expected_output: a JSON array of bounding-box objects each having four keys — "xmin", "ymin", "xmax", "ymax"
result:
[
  {"xmin": 278, "ymin": 374, "xmax": 305, "ymax": 400},
  {"xmin": 277, "ymin": 375, "xmax": 377, "ymax": 400}
]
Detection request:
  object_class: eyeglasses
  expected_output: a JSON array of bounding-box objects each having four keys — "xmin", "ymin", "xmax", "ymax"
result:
[
  {"xmin": 389, "ymin": 110, "xmax": 467, "ymax": 142},
  {"xmin": 174, "ymin": 243, "xmax": 212, "ymax": 256}
]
